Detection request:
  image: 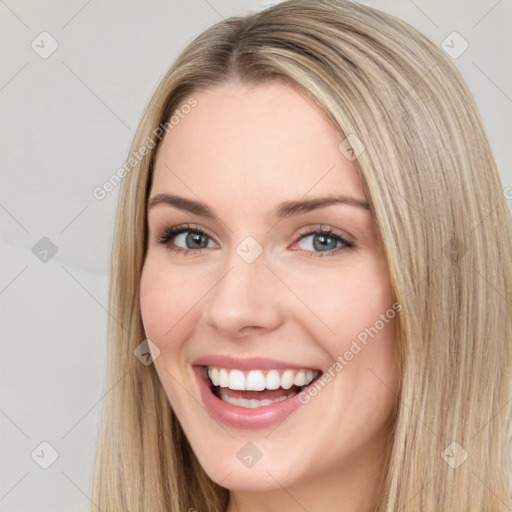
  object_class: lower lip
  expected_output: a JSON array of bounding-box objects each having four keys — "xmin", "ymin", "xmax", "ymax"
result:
[{"xmin": 193, "ymin": 366, "xmax": 312, "ymax": 430}]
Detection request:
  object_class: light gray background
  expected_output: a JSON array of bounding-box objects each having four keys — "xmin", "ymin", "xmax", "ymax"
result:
[{"xmin": 1, "ymin": 1, "xmax": 510, "ymax": 510}]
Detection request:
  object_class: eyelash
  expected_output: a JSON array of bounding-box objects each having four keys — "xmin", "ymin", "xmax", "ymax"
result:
[{"xmin": 155, "ymin": 223, "xmax": 355, "ymax": 258}]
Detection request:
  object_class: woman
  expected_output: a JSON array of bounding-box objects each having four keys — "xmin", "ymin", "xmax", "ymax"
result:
[{"xmin": 91, "ymin": 1, "xmax": 512, "ymax": 510}]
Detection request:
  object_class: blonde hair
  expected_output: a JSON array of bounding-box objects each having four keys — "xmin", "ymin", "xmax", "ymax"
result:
[{"xmin": 91, "ymin": 1, "xmax": 512, "ymax": 510}]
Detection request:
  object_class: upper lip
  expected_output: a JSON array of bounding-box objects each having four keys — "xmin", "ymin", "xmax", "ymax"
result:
[{"xmin": 191, "ymin": 354, "xmax": 321, "ymax": 372}]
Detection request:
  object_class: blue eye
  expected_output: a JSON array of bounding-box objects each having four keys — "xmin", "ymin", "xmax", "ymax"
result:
[
  {"xmin": 156, "ymin": 224, "xmax": 216, "ymax": 256},
  {"xmin": 294, "ymin": 227, "xmax": 354, "ymax": 257},
  {"xmin": 155, "ymin": 223, "xmax": 355, "ymax": 258}
]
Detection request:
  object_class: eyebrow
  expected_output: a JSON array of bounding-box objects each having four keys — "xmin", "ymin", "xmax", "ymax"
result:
[{"xmin": 147, "ymin": 193, "xmax": 371, "ymax": 219}]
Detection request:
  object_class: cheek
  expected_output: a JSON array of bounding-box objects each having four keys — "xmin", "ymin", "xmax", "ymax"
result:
[
  {"xmin": 289, "ymin": 261, "xmax": 395, "ymax": 344},
  {"xmin": 139, "ymin": 257, "xmax": 202, "ymax": 350},
  {"xmin": 288, "ymin": 261, "xmax": 397, "ymax": 390}
]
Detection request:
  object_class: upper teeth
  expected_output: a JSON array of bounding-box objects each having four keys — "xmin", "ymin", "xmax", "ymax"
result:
[{"xmin": 207, "ymin": 367, "xmax": 319, "ymax": 391}]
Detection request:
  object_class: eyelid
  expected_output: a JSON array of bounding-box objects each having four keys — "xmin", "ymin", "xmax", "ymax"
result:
[
  {"xmin": 156, "ymin": 222, "xmax": 219, "ymax": 244},
  {"xmin": 294, "ymin": 224, "xmax": 354, "ymax": 244},
  {"xmin": 155, "ymin": 223, "xmax": 352, "ymax": 243}
]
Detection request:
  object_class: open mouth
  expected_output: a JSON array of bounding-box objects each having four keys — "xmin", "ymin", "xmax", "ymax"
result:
[{"xmin": 203, "ymin": 366, "xmax": 322, "ymax": 409}]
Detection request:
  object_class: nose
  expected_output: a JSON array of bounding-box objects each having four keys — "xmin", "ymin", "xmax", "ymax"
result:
[{"xmin": 201, "ymin": 247, "xmax": 284, "ymax": 338}]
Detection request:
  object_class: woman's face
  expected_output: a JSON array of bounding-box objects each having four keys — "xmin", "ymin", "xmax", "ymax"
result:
[{"xmin": 140, "ymin": 81, "xmax": 399, "ymax": 505}]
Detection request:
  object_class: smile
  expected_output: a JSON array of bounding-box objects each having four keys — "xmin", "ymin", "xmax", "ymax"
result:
[
  {"xmin": 191, "ymin": 355, "xmax": 323, "ymax": 429},
  {"xmin": 206, "ymin": 367, "xmax": 320, "ymax": 408}
]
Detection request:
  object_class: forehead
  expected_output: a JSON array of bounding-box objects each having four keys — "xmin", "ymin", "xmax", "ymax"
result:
[{"xmin": 151, "ymin": 81, "xmax": 366, "ymax": 211}]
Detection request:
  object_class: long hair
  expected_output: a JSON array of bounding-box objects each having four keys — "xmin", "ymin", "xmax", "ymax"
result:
[{"xmin": 91, "ymin": 1, "xmax": 512, "ymax": 510}]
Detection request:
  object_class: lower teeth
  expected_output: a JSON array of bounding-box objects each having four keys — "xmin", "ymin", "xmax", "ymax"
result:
[{"xmin": 219, "ymin": 390, "xmax": 298, "ymax": 408}]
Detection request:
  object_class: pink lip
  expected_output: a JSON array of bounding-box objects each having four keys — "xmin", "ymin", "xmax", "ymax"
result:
[
  {"xmin": 191, "ymin": 354, "xmax": 320, "ymax": 371},
  {"xmin": 191, "ymin": 356, "xmax": 322, "ymax": 430}
]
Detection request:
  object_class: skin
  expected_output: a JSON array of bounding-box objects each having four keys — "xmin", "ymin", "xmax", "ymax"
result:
[{"xmin": 140, "ymin": 80, "xmax": 399, "ymax": 512}]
